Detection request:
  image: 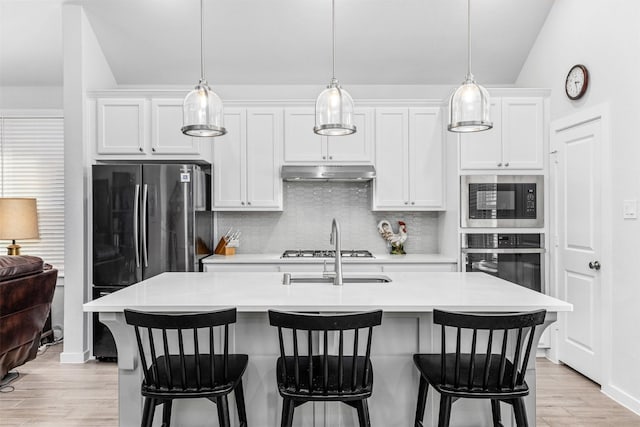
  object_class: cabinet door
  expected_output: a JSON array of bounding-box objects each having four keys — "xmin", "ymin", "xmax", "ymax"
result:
[
  {"xmin": 326, "ymin": 108, "xmax": 374, "ymax": 162},
  {"xmin": 96, "ymin": 98, "xmax": 146, "ymax": 154},
  {"xmin": 150, "ymin": 99, "xmax": 200, "ymax": 155},
  {"xmin": 459, "ymin": 99, "xmax": 502, "ymax": 170},
  {"xmin": 246, "ymin": 109, "xmax": 283, "ymax": 209},
  {"xmin": 212, "ymin": 109, "xmax": 246, "ymax": 208},
  {"xmin": 502, "ymin": 97, "xmax": 544, "ymax": 169},
  {"xmin": 373, "ymin": 109, "xmax": 410, "ymax": 210},
  {"xmin": 408, "ymin": 108, "xmax": 445, "ymax": 209},
  {"xmin": 283, "ymin": 108, "xmax": 324, "ymax": 162}
]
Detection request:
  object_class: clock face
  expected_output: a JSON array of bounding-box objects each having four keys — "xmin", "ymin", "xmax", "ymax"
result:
[{"xmin": 565, "ymin": 65, "xmax": 589, "ymax": 100}]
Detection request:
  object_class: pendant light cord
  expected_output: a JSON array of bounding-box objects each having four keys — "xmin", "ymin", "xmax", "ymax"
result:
[
  {"xmin": 332, "ymin": 0, "xmax": 336, "ymax": 80},
  {"xmin": 200, "ymin": 0, "xmax": 205, "ymax": 81},
  {"xmin": 466, "ymin": 0, "xmax": 471, "ymax": 78}
]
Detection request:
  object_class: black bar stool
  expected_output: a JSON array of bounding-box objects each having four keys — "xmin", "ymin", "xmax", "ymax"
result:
[
  {"xmin": 124, "ymin": 308, "xmax": 249, "ymax": 427},
  {"xmin": 413, "ymin": 309, "xmax": 546, "ymax": 427},
  {"xmin": 268, "ymin": 309, "xmax": 383, "ymax": 427}
]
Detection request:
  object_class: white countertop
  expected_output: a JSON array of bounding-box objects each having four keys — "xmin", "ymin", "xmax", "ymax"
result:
[
  {"xmin": 201, "ymin": 253, "xmax": 457, "ymax": 264},
  {"xmin": 84, "ymin": 271, "xmax": 571, "ymax": 313}
]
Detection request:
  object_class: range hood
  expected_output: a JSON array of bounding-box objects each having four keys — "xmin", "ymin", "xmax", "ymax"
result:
[{"xmin": 281, "ymin": 165, "xmax": 376, "ymax": 182}]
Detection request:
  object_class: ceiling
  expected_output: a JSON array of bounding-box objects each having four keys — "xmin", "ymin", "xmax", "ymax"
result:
[{"xmin": 0, "ymin": 0, "xmax": 554, "ymax": 87}]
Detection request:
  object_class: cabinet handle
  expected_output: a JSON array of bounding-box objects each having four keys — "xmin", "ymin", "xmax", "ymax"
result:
[
  {"xmin": 504, "ymin": 162, "xmax": 509, "ymax": 167},
  {"xmin": 497, "ymin": 162, "xmax": 502, "ymax": 167},
  {"xmin": 139, "ymin": 147, "xmax": 144, "ymax": 152},
  {"xmin": 151, "ymin": 147, "xmax": 156, "ymax": 152}
]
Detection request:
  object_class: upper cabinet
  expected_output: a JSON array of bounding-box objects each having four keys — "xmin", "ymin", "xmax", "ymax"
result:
[
  {"xmin": 92, "ymin": 97, "xmax": 210, "ymax": 160},
  {"xmin": 373, "ymin": 107, "xmax": 446, "ymax": 211},
  {"xmin": 212, "ymin": 108, "xmax": 283, "ymax": 211},
  {"xmin": 459, "ymin": 97, "xmax": 544, "ymax": 170},
  {"xmin": 283, "ymin": 108, "xmax": 373, "ymax": 163}
]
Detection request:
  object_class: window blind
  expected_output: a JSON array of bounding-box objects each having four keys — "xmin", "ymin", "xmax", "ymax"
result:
[{"xmin": 0, "ymin": 117, "xmax": 64, "ymax": 273}]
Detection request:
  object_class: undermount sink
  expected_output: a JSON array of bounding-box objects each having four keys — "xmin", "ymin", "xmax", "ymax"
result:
[{"xmin": 282, "ymin": 274, "xmax": 392, "ymax": 284}]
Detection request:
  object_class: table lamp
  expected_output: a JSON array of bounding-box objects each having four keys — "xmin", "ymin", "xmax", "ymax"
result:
[{"xmin": 0, "ymin": 198, "xmax": 39, "ymax": 255}]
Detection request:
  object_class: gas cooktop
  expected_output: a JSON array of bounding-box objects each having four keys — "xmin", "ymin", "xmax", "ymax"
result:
[{"xmin": 281, "ymin": 249, "xmax": 374, "ymax": 258}]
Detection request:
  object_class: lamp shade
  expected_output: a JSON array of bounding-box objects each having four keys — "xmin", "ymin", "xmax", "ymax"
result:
[
  {"xmin": 314, "ymin": 79, "xmax": 356, "ymax": 136},
  {"xmin": 181, "ymin": 80, "xmax": 226, "ymax": 137},
  {"xmin": 447, "ymin": 75, "xmax": 492, "ymax": 132},
  {"xmin": 0, "ymin": 198, "xmax": 39, "ymax": 240}
]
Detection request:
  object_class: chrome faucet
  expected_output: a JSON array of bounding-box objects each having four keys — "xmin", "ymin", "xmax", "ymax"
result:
[{"xmin": 323, "ymin": 218, "xmax": 343, "ymax": 286}]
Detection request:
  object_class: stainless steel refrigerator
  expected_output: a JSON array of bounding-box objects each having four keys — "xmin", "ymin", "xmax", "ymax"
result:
[{"xmin": 91, "ymin": 162, "xmax": 211, "ymax": 359}]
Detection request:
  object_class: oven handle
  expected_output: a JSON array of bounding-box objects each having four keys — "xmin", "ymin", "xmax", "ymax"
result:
[{"xmin": 461, "ymin": 248, "xmax": 545, "ymax": 254}]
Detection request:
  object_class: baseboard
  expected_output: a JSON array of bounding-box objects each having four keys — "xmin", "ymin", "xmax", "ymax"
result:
[
  {"xmin": 602, "ymin": 383, "xmax": 640, "ymax": 416},
  {"xmin": 59, "ymin": 349, "xmax": 91, "ymax": 364}
]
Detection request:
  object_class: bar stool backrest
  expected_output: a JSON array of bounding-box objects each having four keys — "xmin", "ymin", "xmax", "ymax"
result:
[
  {"xmin": 268, "ymin": 310, "xmax": 383, "ymax": 394},
  {"xmin": 124, "ymin": 308, "xmax": 236, "ymax": 393},
  {"xmin": 433, "ymin": 309, "xmax": 546, "ymax": 393}
]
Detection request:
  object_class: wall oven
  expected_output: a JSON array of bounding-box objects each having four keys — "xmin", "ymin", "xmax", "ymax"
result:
[
  {"xmin": 461, "ymin": 233, "xmax": 544, "ymax": 293},
  {"xmin": 461, "ymin": 175, "xmax": 543, "ymax": 228}
]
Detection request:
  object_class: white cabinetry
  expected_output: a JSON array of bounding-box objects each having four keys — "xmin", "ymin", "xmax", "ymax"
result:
[
  {"xmin": 460, "ymin": 97, "xmax": 544, "ymax": 170},
  {"xmin": 93, "ymin": 97, "xmax": 209, "ymax": 159},
  {"xmin": 283, "ymin": 108, "xmax": 373, "ymax": 163},
  {"xmin": 212, "ymin": 108, "xmax": 283, "ymax": 211},
  {"xmin": 373, "ymin": 107, "xmax": 445, "ymax": 210}
]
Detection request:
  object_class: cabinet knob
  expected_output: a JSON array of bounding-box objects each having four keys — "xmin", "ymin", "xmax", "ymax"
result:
[
  {"xmin": 329, "ymin": 156, "xmax": 333, "ymax": 160},
  {"xmin": 139, "ymin": 147, "xmax": 144, "ymax": 152},
  {"xmin": 404, "ymin": 201, "xmax": 409, "ymax": 205},
  {"xmin": 247, "ymin": 201, "xmax": 251, "ymax": 206},
  {"xmin": 151, "ymin": 147, "xmax": 156, "ymax": 152},
  {"xmin": 504, "ymin": 162, "xmax": 509, "ymax": 167},
  {"xmin": 411, "ymin": 201, "xmax": 415, "ymax": 205},
  {"xmin": 497, "ymin": 162, "xmax": 502, "ymax": 167},
  {"xmin": 241, "ymin": 201, "xmax": 245, "ymax": 206},
  {"xmin": 322, "ymin": 156, "xmax": 326, "ymax": 160}
]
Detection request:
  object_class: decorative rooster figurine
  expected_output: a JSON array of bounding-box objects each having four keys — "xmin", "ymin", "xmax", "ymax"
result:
[{"xmin": 377, "ymin": 220, "xmax": 408, "ymax": 254}]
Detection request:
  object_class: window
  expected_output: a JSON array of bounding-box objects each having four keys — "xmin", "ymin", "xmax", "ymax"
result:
[{"xmin": 0, "ymin": 116, "xmax": 64, "ymax": 273}]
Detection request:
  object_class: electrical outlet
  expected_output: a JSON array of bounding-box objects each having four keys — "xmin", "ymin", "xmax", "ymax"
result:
[{"xmin": 623, "ymin": 199, "xmax": 637, "ymax": 219}]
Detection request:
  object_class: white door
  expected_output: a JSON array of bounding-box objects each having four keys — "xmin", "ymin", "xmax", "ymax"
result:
[{"xmin": 552, "ymin": 111, "xmax": 605, "ymax": 384}]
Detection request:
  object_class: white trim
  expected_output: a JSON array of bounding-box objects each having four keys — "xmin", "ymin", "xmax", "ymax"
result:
[
  {"xmin": 59, "ymin": 349, "xmax": 91, "ymax": 364},
  {"xmin": 548, "ymin": 103, "xmax": 612, "ymax": 389},
  {"xmin": 603, "ymin": 384, "xmax": 640, "ymax": 416}
]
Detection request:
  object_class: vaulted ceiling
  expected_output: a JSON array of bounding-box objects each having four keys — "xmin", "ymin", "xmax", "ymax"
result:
[{"xmin": 0, "ymin": 0, "xmax": 554, "ymax": 87}]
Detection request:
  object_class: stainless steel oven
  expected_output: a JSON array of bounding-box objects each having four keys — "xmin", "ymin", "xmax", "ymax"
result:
[
  {"xmin": 461, "ymin": 233, "xmax": 544, "ymax": 293},
  {"xmin": 461, "ymin": 175, "xmax": 543, "ymax": 228}
]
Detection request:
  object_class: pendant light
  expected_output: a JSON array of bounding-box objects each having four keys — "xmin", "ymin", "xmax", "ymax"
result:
[
  {"xmin": 182, "ymin": 0, "xmax": 226, "ymax": 137},
  {"xmin": 448, "ymin": 0, "xmax": 492, "ymax": 133},
  {"xmin": 314, "ymin": 0, "xmax": 356, "ymax": 136}
]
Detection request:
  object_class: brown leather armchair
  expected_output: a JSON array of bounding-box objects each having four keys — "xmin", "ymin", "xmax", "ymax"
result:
[{"xmin": 0, "ymin": 255, "xmax": 57, "ymax": 380}]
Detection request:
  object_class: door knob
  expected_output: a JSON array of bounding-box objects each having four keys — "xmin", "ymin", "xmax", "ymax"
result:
[{"xmin": 588, "ymin": 261, "xmax": 601, "ymax": 270}]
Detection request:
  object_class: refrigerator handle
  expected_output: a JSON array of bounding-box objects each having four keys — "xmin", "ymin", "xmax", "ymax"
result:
[
  {"xmin": 142, "ymin": 184, "xmax": 149, "ymax": 268},
  {"xmin": 133, "ymin": 184, "xmax": 140, "ymax": 268}
]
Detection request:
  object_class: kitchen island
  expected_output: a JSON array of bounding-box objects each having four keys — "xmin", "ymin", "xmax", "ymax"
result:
[{"xmin": 83, "ymin": 271, "xmax": 572, "ymax": 427}]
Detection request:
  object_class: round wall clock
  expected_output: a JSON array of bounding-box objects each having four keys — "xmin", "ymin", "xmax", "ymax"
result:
[{"xmin": 565, "ymin": 64, "xmax": 589, "ymax": 100}]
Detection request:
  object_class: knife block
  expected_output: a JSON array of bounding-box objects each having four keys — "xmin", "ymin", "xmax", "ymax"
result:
[{"xmin": 214, "ymin": 237, "xmax": 236, "ymax": 256}]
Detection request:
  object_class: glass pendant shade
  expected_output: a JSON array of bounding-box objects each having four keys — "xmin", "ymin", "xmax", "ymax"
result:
[
  {"xmin": 448, "ymin": 74, "xmax": 492, "ymax": 132},
  {"xmin": 314, "ymin": 78, "xmax": 356, "ymax": 136},
  {"xmin": 182, "ymin": 79, "xmax": 226, "ymax": 137}
]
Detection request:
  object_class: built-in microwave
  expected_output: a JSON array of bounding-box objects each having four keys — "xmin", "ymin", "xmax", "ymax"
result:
[{"xmin": 461, "ymin": 175, "xmax": 544, "ymax": 228}]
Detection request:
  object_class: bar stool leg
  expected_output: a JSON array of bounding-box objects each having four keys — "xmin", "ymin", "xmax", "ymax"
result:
[{"xmin": 415, "ymin": 376, "xmax": 429, "ymax": 427}]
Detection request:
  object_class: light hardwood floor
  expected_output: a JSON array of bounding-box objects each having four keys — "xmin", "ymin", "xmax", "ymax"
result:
[{"xmin": 1, "ymin": 343, "xmax": 639, "ymax": 426}]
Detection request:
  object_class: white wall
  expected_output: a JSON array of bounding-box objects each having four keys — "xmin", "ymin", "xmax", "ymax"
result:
[
  {"xmin": 0, "ymin": 86, "xmax": 62, "ymax": 109},
  {"xmin": 516, "ymin": 0, "xmax": 640, "ymax": 413}
]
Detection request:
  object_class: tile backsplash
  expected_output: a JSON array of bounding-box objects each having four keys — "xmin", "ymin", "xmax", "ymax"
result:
[{"xmin": 216, "ymin": 182, "xmax": 440, "ymax": 254}]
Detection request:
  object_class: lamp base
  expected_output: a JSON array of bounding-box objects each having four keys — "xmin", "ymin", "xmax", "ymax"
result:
[{"xmin": 7, "ymin": 242, "xmax": 21, "ymax": 256}]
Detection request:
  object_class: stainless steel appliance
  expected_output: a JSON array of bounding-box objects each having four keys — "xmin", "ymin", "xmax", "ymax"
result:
[
  {"xmin": 281, "ymin": 165, "xmax": 376, "ymax": 182},
  {"xmin": 461, "ymin": 175, "xmax": 543, "ymax": 228},
  {"xmin": 91, "ymin": 163, "xmax": 211, "ymax": 359},
  {"xmin": 461, "ymin": 233, "xmax": 544, "ymax": 292},
  {"xmin": 281, "ymin": 249, "xmax": 374, "ymax": 258}
]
